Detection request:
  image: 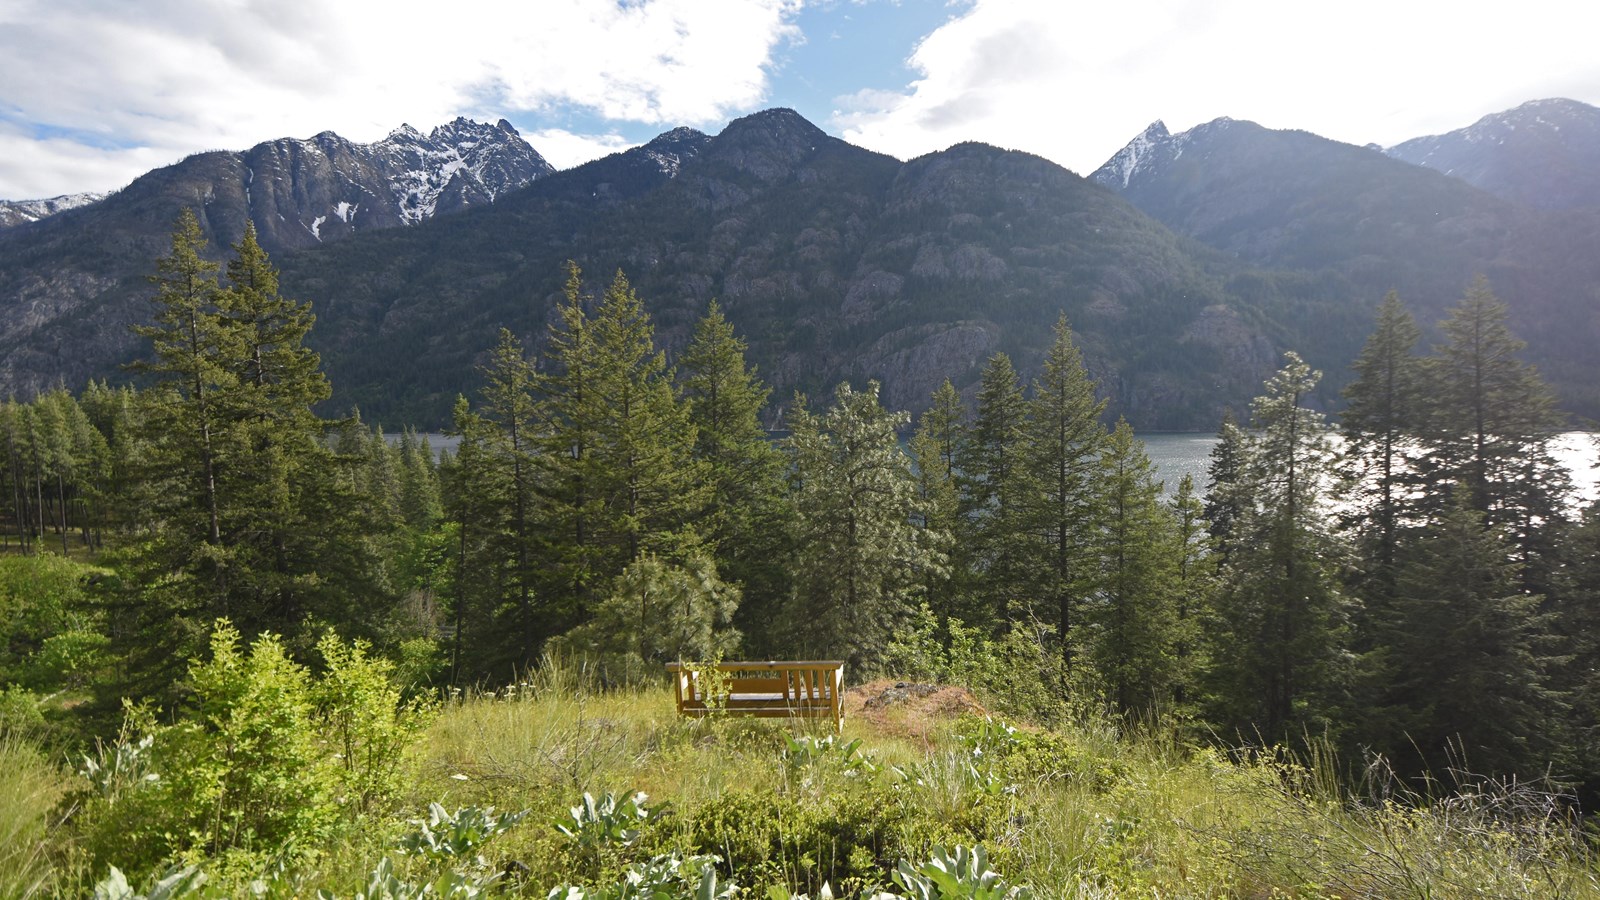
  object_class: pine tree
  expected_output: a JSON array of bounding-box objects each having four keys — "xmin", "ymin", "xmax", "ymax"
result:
[
  {"xmin": 911, "ymin": 379, "xmax": 966, "ymax": 623},
  {"xmin": 1207, "ymin": 353, "xmax": 1350, "ymax": 737},
  {"xmin": 958, "ymin": 353, "xmax": 1029, "ymax": 623},
  {"xmin": 477, "ymin": 328, "xmax": 543, "ymax": 663},
  {"xmin": 1422, "ymin": 277, "xmax": 1571, "ymax": 594},
  {"xmin": 113, "ymin": 213, "xmax": 385, "ymax": 698},
  {"xmin": 1168, "ymin": 474, "xmax": 1214, "ymax": 708},
  {"xmin": 1383, "ymin": 496, "xmax": 1558, "ymax": 778},
  {"xmin": 784, "ymin": 382, "xmax": 941, "ymax": 667},
  {"xmin": 1203, "ymin": 410, "xmax": 1247, "ymax": 564},
  {"xmin": 537, "ymin": 266, "xmax": 708, "ymax": 627},
  {"xmin": 1092, "ymin": 419, "xmax": 1181, "ymax": 715},
  {"xmin": 679, "ymin": 300, "xmax": 791, "ymax": 654},
  {"xmin": 1017, "ymin": 316, "xmax": 1107, "ymax": 680},
  {"xmin": 1341, "ymin": 291, "xmax": 1425, "ymax": 585}
]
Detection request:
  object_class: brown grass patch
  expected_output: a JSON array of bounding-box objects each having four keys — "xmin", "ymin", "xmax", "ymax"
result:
[{"xmin": 844, "ymin": 679, "xmax": 987, "ymax": 744}]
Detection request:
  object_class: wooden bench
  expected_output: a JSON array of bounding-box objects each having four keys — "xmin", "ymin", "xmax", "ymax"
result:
[{"xmin": 665, "ymin": 660, "xmax": 845, "ymax": 732}]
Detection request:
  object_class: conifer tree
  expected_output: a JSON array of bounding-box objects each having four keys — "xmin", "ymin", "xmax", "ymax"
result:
[
  {"xmin": 1092, "ymin": 419, "xmax": 1181, "ymax": 715},
  {"xmin": 1203, "ymin": 410, "xmax": 1247, "ymax": 564},
  {"xmin": 1341, "ymin": 291, "xmax": 1425, "ymax": 585},
  {"xmin": 1383, "ymin": 496, "xmax": 1558, "ymax": 778},
  {"xmin": 1207, "ymin": 353, "xmax": 1349, "ymax": 737},
  {"xmin": 114, "ymin": 213, "xmax": 385, "ymax": 697},
  {"xmin": 1422, "ymin": 277, "xmax": 1571, "ymax": 594},
  {"xmin": 477, "ymin": 328, "xmax": 543, "ymax": 662},
  {"xmin": 958, "ymin": 353, "xmax": 1029, "ymax": 623},
  {"xmin": 784, "ymin": 382, "xmax": 941, "ymax": 667},
  {"xmin": 911, "ymin": 379, "xmax": 966, "ymax": 623},
  {"xmin": 537, "ymin": 266, "xmax": 707, "ymax": 627},
  {"xmin": 1017, "ymin": 316, "xmax": 1107, "ymax": 679},
  {"xmin": 1168, "ymin": 474, "xmax": 1214, "ymax": 707},
  {"xmin": 680, "ymin": 300, "xmax": 791, "ymax": 653}
]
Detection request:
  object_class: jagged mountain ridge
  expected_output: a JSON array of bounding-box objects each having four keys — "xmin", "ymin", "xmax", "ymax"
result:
[
  {"xmin": 1089, "ymin": 112, "xmax": 1600, "ymax": 416},
  {"xmin": 0, "ymin": 192, "xmax": 109, "ymax": 229},
  {"xmin": 6, "ymin": 104, "xmax": 1600, "ymax": 428},
  {"xmin": 1386, "ymin": 98, "xmax": 1600, "ymax": 210},
  {"xmin": 0, "ymin": 117, "xmax": 552, "ymax": 399},
  {"xmin": 280, "ymin": 108, "xmax": 1307, "ymax": 428}
]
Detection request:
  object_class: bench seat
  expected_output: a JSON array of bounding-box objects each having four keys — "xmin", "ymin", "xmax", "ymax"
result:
[{"xmin": 666, "ymin": 660, "xmax": 845, "ymax": 732}]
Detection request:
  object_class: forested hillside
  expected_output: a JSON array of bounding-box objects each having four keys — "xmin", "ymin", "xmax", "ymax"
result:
[{"xmin": 2, "ymin": 217, "xmax": 1598, "ymax": 895}]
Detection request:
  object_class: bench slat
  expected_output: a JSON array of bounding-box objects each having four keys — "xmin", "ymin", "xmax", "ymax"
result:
[{"xmin": 669, "ymin": 661, "xmax": 845, "ymax": 732}]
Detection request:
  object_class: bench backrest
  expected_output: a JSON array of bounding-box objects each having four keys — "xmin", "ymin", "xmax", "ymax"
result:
[{"xmin": 665, "ymin": 660, "xmax": 845, "ymax": 731}]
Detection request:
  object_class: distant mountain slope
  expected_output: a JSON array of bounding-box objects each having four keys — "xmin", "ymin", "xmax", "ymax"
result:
[
  {"xmin": 0, "ymin": 192, "xmax": 108, "ymax": 229},
  {"xmin": 279, "ymin": 109, "xmax": 1317, "ymax": 429},
  {"xmin": 0, "ymin": 118, "xmax": 552, "ymax": 399},
  {"xmin": 1387, "ymin": 98, "xmax": 1600, "ymax": 210},
  {"xmin": 1089, "ymin": 114, "xmax": 1600, "ymax": 417}
]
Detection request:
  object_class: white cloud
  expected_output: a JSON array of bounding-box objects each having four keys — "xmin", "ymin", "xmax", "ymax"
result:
[
  {"xmin": 525, "ymin": 129, "xmax": 640, "ymax": 171},
  {"xmin": 0, "ymin": 0, "xmax": 802, "ymax": 198},
  {"xmin": 835, "ymin": 0, "xmax": 1600, "ymax": 175}
]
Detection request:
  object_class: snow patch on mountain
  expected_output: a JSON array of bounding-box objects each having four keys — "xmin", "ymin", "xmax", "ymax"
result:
[
  {"xmin": 0, "ymin": 192, "xmax": 109, "ymax": 228},
  {"xmin": 1096, "ymin": 121, "xmax": 1170, "ymax": 188},
  {"xmin": 376, "ymin": 116, "xmax": 552, "ymax": 223}
]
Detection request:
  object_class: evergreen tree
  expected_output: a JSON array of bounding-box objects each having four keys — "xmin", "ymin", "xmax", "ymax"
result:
[
  {"xmin": 537, "ymin": 266, "xmax": 708, "ymax": 627},
  {"xmin": 477, "ymin": 328, "xmax": 543, "ymax": 663},
  {"xmin": 1207, "ymin": 353, "xmax": 1349, "ymax": 737},
  {"xmin": 784, "ymin": 382, "xmax": 941, "ymax": 667},
  {"xmin": 1341, "ymin": 291, "xmax": 1425, "ymax": 587},
  {"xmin": 553, "ymin": 552, "xmax": 741, "ymax": 683},
  {"xmin": 112, "ymin": 213, "xmax": 386, "ymax": 698},
  {"xmin": 957, "ymin": 353, "xmax": 1029, "ymax": 624},
  {"xmin": 1168, "ymin": 473, "xmax": 1214, "ymax": 708},
  {"xmin": 911, "ymin": 380, "xmax": 966, "ymax": 624},
  {"xmin": 1203, "ymin": 410, "xmax": 1247, "ymax": 564},
  {"xmin": 679, "ymin": 300, "xmax": 791, "ymax": 655},
  {"xmin": 1092, "ymin": 419, "xmax": 1181, "ymax": 715},
  {"xmin": 1017, "ymin": 316, "xmax": 1107, "ymax": 680},
  {"xmin": 1421, "ymin": 277, "xmax": 1571, "ymax": 594},
  {"xmin": 1383, "ymin": 495, "xmax": 1558, "ymax": 779}
]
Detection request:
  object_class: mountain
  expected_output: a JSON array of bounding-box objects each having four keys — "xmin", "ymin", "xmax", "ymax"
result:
[
  {"xmin": 0, "ymin": 192, "xmax": 108, "ymax": 229},
  {"xmin": 1089, "ymin": 115, "xmax": 1600, "ymax": 417},
  {"xmin": 0, "ymin": 117, "xmax": 552, "ymax": 400},
  {"xmin": 1387, "ymin": 98, "xmax": 1600, "ymax": 210},
  {"xmin": 280, "ymin": 108, "xmax": 1326, "ymax": 429},
  {"xmin": 0, "ymin": 108, "xmax": 1311, "ymax": 429},
  {"xmin": 7, "ymin": 105, "xmax": 1600, "ymax": 429}
]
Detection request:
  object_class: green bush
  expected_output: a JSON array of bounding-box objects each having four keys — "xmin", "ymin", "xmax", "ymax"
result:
[{"xmin": 76, "ymin": 623, "xmax": 432, "ymax": 882}]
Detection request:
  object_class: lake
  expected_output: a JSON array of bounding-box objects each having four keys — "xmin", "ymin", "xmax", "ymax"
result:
[
  {"xmin": 393, "ymin": 430, "xmax": 1599, "ymax": 506},
  {"xmin": 1138, "ymin": 430, "xmax": 1600, "ymax": 505}
]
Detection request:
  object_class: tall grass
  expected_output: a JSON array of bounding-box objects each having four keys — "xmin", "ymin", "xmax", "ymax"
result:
[
  {"xmin": 18, "ymin": 663, "xmax": 1600, "ymax": 897},
  {"xmin": 0, "ymin": 734, "xmax": 70, "ymax": 899}
]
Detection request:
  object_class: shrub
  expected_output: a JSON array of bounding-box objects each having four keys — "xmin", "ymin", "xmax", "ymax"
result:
[{"xmin": 76, "ymin": 623, "xmax": 431, "ymax": 881}]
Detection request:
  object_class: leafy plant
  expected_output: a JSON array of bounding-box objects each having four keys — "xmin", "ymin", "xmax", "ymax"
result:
[
  {"xmin": 555, "ymin": 792, "xmax": 661, "ymax": 850},
  {"xmin": 398, "ymin": 803, "xmax": 528, "ymax": 862},
  {"xmin": 93, "ymin": 865, "xmax": 208, "ymax": 900},
  {"xmin": 783, "ymin": 735, "xmax": 879, "ymax": 779},
  {"xmin": 879, "ymin": 846, "xmax": 1030, "ymax": 900},
  {"xmin": 327, "ymin": 856, "xmax": 494, "ymax": 900},
  {"xmin": 548, "ymin": 853, "xmax": 734, "ymax": 900}
]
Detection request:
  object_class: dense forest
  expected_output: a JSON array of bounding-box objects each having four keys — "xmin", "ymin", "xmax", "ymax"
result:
[{"xmin": 3, "ymin": 212, "xmax": 1599, "ymax": 896}]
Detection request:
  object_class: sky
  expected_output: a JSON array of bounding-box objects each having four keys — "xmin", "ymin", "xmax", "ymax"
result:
[{"xmin": 3, "ymin": 0, "xmax": 1600, "ymax": 201}]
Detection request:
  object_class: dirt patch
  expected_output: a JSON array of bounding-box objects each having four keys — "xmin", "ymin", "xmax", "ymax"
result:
[{"xmin": 845, "ymin": 679, "xmax": 987, "ymax": 743}]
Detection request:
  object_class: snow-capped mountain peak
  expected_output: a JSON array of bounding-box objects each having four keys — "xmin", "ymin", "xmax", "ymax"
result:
[
  {"xmin": 0, "ymin": 192, "xmax": 109, "ymax": 229},
  {"xmin": 224, "ymin": 116, "xmax": 555, "ymax": 248},
  {"xmin": 1094, "ymin": 120, "xmax": 1170, "ymax": 188}
]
